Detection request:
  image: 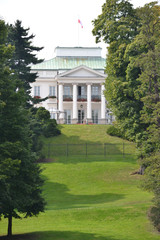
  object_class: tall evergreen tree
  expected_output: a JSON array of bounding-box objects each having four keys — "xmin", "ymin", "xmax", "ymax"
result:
[
  {"xmin": 7, "ymin": 20, "xmax": 44, "ymax": 107},
  {"xmin": 0, "ymin": 20, "xmax": 45, "ymax": 238}
]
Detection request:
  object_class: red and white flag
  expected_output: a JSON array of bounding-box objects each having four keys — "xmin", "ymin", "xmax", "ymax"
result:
[{"xmin": 78, "ymin": 19, "xmax": 83, "ymax": 28}]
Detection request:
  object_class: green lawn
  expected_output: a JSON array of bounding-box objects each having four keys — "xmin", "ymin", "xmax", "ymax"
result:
[
  {"xmin": 41, "ymin": 125, "xmax": 135, "ymax": 158},
  {"xmin": 0, "ymin": 125, "xmax": 159, "ymax": 240}
]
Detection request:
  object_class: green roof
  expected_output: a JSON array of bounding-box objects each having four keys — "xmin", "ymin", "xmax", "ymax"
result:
[{"xmin": 31, "ymin": 57, "xmax": 106, "ymax": 70}]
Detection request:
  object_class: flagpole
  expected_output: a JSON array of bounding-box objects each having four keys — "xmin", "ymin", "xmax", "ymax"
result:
[
  {"xmin": 77, "ymin": 18, "xmax": 83, "ymax": 47},
  {"xmin": 78, "ymin": 20, "xmax": 79, "ymax": 47}
]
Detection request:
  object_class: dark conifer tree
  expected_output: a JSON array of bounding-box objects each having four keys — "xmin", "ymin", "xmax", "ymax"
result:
[
  {"xmin": 7, "ymin": 20, "xmax": 44, "ymax": 107},
  {"xmin": 0, "ymin": 20, "xmax": 45, "ymax": 238}
]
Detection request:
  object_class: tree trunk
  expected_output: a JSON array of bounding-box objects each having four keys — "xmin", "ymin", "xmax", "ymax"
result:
[{"xmin": 7, "ymin": 214, "xmax": 12, "ymax": 239}]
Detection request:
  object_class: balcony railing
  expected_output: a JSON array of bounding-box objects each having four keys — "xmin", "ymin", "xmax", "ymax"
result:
[
  {"xmin": 61, "ymin": 118, "xmax": 113, "ymax": 125},
  {"xmin": 63, "ymin": 95, "xmax": 101, "ymax": 102},
  {"xmin": 63, "ymin": 95, "xmax": 73, "ymax": 101},
  {"xmin": 77, "ymin": 95, "xmax": 87, "ymax": 101},
  {"xmin": 91, "ymin": 95, "xmax": 101, "ymax": 102}
]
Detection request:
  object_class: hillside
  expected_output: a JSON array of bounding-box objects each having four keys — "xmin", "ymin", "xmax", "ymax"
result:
[
  {"xmin": 41, "ymin": 125, "xmax": 135, "ymax": 159},
  {"xmin": 0, "ymin": 125, "xmax": 159, "ymax": 240}
]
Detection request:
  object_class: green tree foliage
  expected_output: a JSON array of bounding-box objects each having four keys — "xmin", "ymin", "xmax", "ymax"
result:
[
  {"xmin": 142, "ymin": 154, "xmax": 160, "ymax": 231},
  {"xmin": 29, "ymin": 107, "xmax": 61, "ymax": 160},
  {"xmin": 124, "ymin": 2, "xmax": 160, "ymax": 153},
  {"xmin": 92, "ymin": 0, "xmax": 144, "ymax": 141},
  {"xmin": 130, "ymin": 3, "xmax": 160, "ymax": 230},
  {"xmin": 0, "ymin": 20, "xmax": 45, "ymax": 238},
  {"xmin": 36, "ymin": 106, "xmax": 51, "ymax": 121},
  {"xmin": 7, "ymin": 20, "xmax": 44, "ymax": 107},
  {"xmin": 35, "ymin": 107, "xmax": 61, "ymax": 138},
  {"xmin": 7, "ymin": 21, "xmax": 59, "ymax": 160},
  {"xmin": 29, "ymin": 108, "xmax": 45, "ymax": 160},
  {"xmin": 106, "ymin": 124, "xmax": 124, "ymax": 138},
  {"xmin": 0, "ymin": 21, "xmax": 14, "ymax": 111},
  {"xmin": 43, "ymin": 119, "xmax": 61, "ymax": 138},
  {"xmin": 93, "ymin": 0, "xmax": 160, "ymax": 230}
]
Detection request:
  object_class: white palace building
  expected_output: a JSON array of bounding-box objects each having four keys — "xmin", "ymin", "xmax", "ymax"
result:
[{"xmin": 31, "ymin": 47, "xmax": 114, "ymax": 124}]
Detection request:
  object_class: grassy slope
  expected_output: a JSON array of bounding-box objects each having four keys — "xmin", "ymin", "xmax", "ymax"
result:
[
  {"xmin": 42, "ymin": 125, "xmax": 131, "ymax": 144},
  {"xmin": 0, "ymin": 125, "xmax": 159, "ymax": 240},
  {"xmin": 42, "ymin": 125, "xmax": 135, "ymax": 158}
]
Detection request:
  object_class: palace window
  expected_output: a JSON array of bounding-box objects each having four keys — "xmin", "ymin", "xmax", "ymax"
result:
[
  {"xmin": 34, "ymin": 86, "xmax": 40, "ymax": 96},
  {"xmin": 78, "ymin": 86, "xmax": 85, "ymax": 96},
  {"xmin": 92, "ymin": 86, "xmax": 99, "ymax": 95},
  {"xmin": 49, "ymin": 86, "xmax": 55, "ymax": 96},
  {"xmin": 64, "ymin": 86, "xmax": 71, "ymax": 96}
]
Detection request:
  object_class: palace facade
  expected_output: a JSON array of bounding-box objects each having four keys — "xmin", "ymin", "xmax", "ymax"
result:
[{"xmin": 31, "ymin": 47, "xmax": 113, "ymax": 124}]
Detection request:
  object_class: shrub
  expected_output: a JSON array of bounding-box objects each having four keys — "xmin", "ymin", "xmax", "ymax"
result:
[
  {"xmin": 148, "ymin": 204, "xmax": 160, "ymax": 232},
  {"xmin": 36, "ymin": 107, "xmax": 50, "ymax": 121},
  {"xmin": 43, "ymin": 119, "xmax": 61, "ymax": 138},
  {"xmin": 106, "ymin": 125, "xmax": 123, "ymax": 138}
]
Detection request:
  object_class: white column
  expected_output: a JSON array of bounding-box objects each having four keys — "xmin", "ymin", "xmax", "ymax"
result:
[
  {"xmin": 101, "ymin": 84, "xmax": 106, "ymax": 119},
  {"xmin": 73, "ymin": 84, "xmax": 77, "ymax": 119},
  {"xmin": 87, "ymin": 84, "xmax": 92, "ymax": 119},
  {"xmin": 58, "ymin": 84, "xmax": 63, "ymax": 119}
]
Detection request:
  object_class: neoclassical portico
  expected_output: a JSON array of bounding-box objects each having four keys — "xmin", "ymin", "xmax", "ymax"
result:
[{"xmin": 56, "ymin": 65, "xmax": 107, "ymax": 124}]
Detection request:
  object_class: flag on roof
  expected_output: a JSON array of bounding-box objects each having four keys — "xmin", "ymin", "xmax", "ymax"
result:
[{"xmin": 78, "ymin": 19, "xmax": 83, "ymax": 28}]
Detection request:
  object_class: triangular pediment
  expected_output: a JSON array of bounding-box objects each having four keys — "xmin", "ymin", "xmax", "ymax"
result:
[{"xmin": 57, "ymin": 65, "xmax": 106, "ymax": 79}]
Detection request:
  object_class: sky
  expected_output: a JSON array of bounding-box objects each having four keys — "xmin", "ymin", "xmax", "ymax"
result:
[{"xmin": 0, "ymin": 0, "xmax": 158, "ymax": 60}]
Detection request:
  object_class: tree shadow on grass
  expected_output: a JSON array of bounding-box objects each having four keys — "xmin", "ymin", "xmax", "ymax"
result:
[
  {"xmin": 52, "ymin": 154, "xmax": 136, "ymax": 165},
  {"xmin": 0, "ymin": 230, "xmax": 123, "ymax": 240},
  {"xmin": 44, "ymin": 182, "xmax": 125, "ymax": 210}
]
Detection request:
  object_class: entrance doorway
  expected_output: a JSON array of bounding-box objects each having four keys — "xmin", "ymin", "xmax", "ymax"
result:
[
  {"xmin": 78, "ymin": 110, "xmax": 84, "ymax": 124},
  {"xmin": 64, "ymin": 110, "xmax": 71, "ymax": 124},
  {"xmin": 92, "ymin": 110, "xmax": 98, "ymax": 124}
]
